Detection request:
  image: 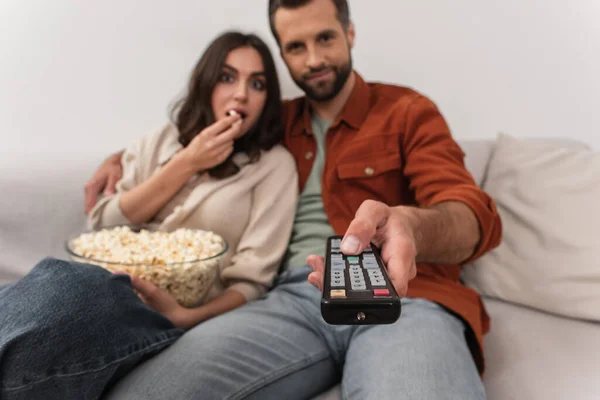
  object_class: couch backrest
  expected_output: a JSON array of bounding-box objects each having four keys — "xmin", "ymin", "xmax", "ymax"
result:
[
  {"xmin": 0, "ymin": 137, "xmax": 590, "ymax": 283},
  {"xmin": 458, "ymin": 140, "xmax": 495, "ymax": 186}
]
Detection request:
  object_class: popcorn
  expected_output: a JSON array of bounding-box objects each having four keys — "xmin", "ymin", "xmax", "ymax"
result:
[{"xmin": 68, "ymin": 226, "xmax": 226, "ymax": 307}]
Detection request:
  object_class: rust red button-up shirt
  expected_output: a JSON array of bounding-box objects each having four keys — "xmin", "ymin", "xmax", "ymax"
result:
[{"xmin": 282, "ymin": 73, "xmax": 502, "ymax": 373}]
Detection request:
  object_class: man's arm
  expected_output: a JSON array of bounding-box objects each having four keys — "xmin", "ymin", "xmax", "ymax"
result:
[
  {"xmin": 307, "ymin": 200, "xmax": 482, "ymax": 297},
  {"xmin": 307, "ymin": 95, "xmax": 501, "ymax": 297},
  {"xmin": 400, "ymin": 201, "xmax": 480, "ymax": 265}
]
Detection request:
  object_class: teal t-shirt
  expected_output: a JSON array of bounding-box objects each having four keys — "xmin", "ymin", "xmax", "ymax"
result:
[{"xmin": 282, "ymin": 113, "xmax": 335, "ymax": 269}]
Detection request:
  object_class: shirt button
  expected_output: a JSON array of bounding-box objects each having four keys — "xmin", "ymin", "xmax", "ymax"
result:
[
  {"xmin": 365, "ymin": 167, "xmax": 375, "ymax": 176},
  {"xmin": 305, "ymin": 152, "xmax": 314, "ymax": 160}
]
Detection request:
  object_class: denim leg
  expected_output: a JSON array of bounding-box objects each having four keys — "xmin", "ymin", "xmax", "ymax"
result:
[
  {"xmin": 340, "ymin": 298, "xmax": 485, "ymax": 400},
  {"xmin": 0, "ymin": 257, "xmax": 183, "ymax": 400},
  {"xmin": 106, "ymin": 266, "xmax": 341, "ymax": 400}
]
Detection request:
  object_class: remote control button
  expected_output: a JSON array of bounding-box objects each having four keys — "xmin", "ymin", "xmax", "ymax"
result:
[
  {"xmin": 332, "ymin": 264, "xmax": 346, "ymax": 271},
  {"xmin": 332, "ymin": 279, "xmax": 345, "ymax": 287},
  {"xmin": 374, "ymin": 289, "xmax": 390, "ymax": 297},
  {"xmin": 363, "ymin": 263, "xmax": 379, "ymax": 269},
  {"xmin": 347, "ymin": 256, "xmax": 360, "ymax": 263},
  {"xmin": 331, "ymin": 289, "xmax": 346, "ymax": 298},
  {"xmin": 371, "ymin": 279, "xmax": 387, "ymax": 287},
  {"xmin": 351, "ymin": 283, "xmax": 367, "ymax": 290}
]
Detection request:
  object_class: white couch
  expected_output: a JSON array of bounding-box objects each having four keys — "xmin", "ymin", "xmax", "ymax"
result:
[{"xmin": 1, "ymin": 138, "xmax": 599, "ymax": 400}]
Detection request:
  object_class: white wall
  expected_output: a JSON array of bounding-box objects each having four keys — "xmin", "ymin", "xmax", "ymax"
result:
[{"xmin": 1, "ymin": 0, "xmax": 598, "ymax": 167}]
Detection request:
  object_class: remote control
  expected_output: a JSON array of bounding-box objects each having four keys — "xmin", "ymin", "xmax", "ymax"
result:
[{"xmin": 321, "ymin": 235, "xmax": 401, "ymax": 325}]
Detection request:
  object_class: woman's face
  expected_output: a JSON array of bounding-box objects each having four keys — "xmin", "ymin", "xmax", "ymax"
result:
[{"xmin": 211, "ymin": 46, "xmax": 268, "ymax": 137}]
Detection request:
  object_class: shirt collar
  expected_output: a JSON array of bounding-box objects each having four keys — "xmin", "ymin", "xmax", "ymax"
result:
[{"xmin": 290, "ymin": 71, "xmax": 370, "ymax": 136}]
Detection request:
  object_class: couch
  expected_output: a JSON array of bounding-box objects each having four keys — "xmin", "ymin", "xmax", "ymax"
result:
[{"xmin": 1, "ymin": 136, "xmax": 599, "ymax": 400}]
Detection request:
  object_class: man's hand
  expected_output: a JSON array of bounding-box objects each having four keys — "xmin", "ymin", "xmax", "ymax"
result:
[
  {"xmin": 84, "ymin": 151, "xmax": 124, "ymax": 214},
  {"xmin": 127, "ymin": 274, "xmax": 191, "ymax": 330},
  {"xmin": 307, "ymin": 200, "xmax": 418, "ymax": 297}
]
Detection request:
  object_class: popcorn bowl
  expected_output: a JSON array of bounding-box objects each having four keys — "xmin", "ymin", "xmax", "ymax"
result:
[{"xmin": 65, "ymin": 225, "xmax": 228, "ymax": 307}]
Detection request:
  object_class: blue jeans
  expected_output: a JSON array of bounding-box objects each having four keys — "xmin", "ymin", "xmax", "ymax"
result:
[
  {"xmin": 1, "ymin": 258, "xmax": 485, "ymax": 400},
  {"xmin": 0, "ymin": 258, "xmax": 184, "ymax": 400}
]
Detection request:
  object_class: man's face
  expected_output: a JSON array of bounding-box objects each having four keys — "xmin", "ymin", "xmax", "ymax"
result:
[{"xmin": 274, "ymin": 0, "xmax": 355, "ymax": 102}]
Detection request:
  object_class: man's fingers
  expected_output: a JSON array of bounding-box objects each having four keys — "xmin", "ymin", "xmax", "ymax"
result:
[
  {"xmin": 308, "ymin": 272, "xmax": 324, "ymax": 291},
  {"xmin": 84, "ymin": 179, "xmax": 104, "ymax": 214},
  {"xmin": 306, "ymin": 255, "xmax": 325, "ymax": 291},
  {"xmin": 103, "ymin": 171, "xmax": 121, "ymax": 196},
  {"xmin": 381, "ymin": 238, "xmax": 417, "ymax": 298},
  {"xmin": 306, "ymin": 255, "xmax": 325, "ymax": 274},
  {"xmin": 341, "ymin": 200, "xmax": 390, "ymax": 254}
]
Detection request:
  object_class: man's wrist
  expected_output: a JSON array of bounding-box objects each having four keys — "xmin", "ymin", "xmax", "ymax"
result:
[{"xmin": 393, "ymin": 205, "xmax": 423, "ymax": 255}]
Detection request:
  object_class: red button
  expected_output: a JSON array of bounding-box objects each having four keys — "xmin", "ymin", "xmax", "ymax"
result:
[{"xmin": 374, "ymin": 289, "xmax": 390, "ymax": 297}]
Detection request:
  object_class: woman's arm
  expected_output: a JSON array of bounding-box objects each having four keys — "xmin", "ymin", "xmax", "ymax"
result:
[
  {"xmin": 119, "ymin": 152, "xmax": 195, "ymax": 224},
  {"xmin": 129, "ymin": 147, "xmax": 299, "ymax": 329},
  {"xmin": 89, "ymin": 116, "xmax": 243, "ymax": 227}
]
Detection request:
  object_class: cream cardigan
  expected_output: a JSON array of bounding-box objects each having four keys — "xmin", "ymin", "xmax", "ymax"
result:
[{"xmin": 89, "ymin": 123, "xmax": 298, "ymax": 302}]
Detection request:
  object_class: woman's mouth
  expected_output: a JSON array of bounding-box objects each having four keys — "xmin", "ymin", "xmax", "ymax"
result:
[{"xmin": 227, "ymin": 109, "xmax": 247, "ymax": 119}]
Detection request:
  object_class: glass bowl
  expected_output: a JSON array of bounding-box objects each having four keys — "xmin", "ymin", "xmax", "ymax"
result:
[{"xmin": 65, "ymin": 225, "xmax": 228, "ymax": 307}]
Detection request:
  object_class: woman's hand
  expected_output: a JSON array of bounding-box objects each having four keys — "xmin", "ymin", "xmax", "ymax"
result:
[
  {"xmin": 127, "ymin": 275, "xmax": 192, "ymax": 329},
  {"xmin": 182, "ymin": 114, "xmax": 244, "ymax": 173}
]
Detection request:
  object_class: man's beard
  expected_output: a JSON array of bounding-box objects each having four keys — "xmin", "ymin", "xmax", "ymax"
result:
[{"xmin": 293, "ymin": 58, "xmax": 353, "ymax": 102}]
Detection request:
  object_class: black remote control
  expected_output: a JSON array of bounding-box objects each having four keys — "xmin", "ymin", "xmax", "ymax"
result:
[{"xmin": 321, "ymin": 235, "xmax": 401, "ymax": 325}]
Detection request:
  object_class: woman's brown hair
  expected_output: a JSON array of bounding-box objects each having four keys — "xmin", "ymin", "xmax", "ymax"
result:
[{"xmin": 171, "ymin": 31, "xmax": 283, "ymax": 179}]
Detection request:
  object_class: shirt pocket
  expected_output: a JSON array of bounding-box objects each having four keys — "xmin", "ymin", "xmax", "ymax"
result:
[{"xmin": 336, "ymin": 151, "xmax": 402, "ymax": 180}]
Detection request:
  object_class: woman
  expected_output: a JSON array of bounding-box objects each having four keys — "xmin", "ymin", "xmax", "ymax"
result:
[
  {"xmin": 87, "ymin": 30, "xmax": 297, "ymax": 329},
  {"xmin": 0, "ymin": 31, "xmax": 297, "ymax": 400}
]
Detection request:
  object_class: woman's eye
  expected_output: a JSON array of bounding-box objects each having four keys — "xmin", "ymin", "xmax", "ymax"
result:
[
  {"xmin": 251, "ymin": 79, "xmax": 266, "ymax": 91},
  {"xmin": 219, "ymin": 73, "xmax": 234, "ymax": 83}
]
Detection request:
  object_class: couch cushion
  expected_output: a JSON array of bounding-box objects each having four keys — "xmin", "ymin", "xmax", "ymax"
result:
[
  {"xmin": 313, "ymin": 297, "xmax": 600, "ymax": 400},
  {"xmin": 482, "ymin": 297, "xmax": 600, "ymax": 400},
  {"xmin": 458, "ymin": 139, "xmax": 495, "ymax": 186},
  {"xmin": 463, "ymin": 133, "xmax": 600, "ymax": 321},
  {"xmin": 0, "ymin": 154, "xmax": 91, "ymax": 283}
]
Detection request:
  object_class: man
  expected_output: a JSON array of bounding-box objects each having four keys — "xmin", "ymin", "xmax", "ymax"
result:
[{"xmin": 87, "ymin": 0, "xmax": 501, "ymax": 398}]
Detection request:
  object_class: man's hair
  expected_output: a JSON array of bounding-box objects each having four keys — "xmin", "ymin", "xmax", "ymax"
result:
[{"xmin": 268, "ymin": 0, "xmax": 350, "ymax": 44}]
